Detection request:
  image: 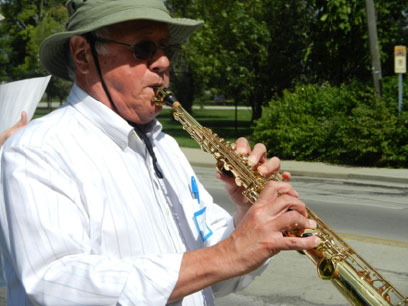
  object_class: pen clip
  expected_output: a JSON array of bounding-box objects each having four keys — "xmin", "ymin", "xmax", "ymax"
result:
[{"xmin": 191, "ymin": 176, "xmax": 200, "ymax": 204}]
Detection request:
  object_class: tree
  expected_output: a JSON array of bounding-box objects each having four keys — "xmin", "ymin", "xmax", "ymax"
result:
[
  {"xmin": 0, "ymin": 0, "xmax": 70, "ymax": 99},
  {"xmin": 168, "ymin": 0, "xmax": 275, "ymax": 120},
  {"xmin": 302, "ymin": 0, "xmax": 408, "ymax": 83},
  {"xmin": 167, "ymin": 0, "xmax": 408, "ymax": 120}
]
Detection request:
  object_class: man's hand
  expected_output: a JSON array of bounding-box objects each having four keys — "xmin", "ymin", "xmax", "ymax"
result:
[
  {"xmin": 216, "ymin": 137, "xmax": 291, "ymax": 225},
  {"xmin": 0, "ymin": 111, "xmax": 27, "ymax": 147},
  {"xmin": 170, "ymin": 180, "xmax": 320, "ymax": 302},
  {"xmin": 221, "ymin": 180, "xmax": 320, "ymax": 274}
]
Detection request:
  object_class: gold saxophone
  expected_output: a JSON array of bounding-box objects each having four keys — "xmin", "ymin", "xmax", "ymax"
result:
[{"xmin": 152, "ymin": 87, "xmax": 408, "ymax": 306}]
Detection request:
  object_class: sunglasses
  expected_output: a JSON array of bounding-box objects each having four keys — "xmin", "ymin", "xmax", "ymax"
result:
[{"xmin": 93, "ymin": 37, "xmax": 181, "ymax": 61}]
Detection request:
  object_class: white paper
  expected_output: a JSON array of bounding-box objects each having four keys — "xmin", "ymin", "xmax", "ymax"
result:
[{"xmin": 0, "ymin": 75, "xmax": 51, "ymax": 134}]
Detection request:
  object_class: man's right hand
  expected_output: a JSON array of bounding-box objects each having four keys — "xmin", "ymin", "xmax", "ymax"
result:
[
  {"xmin": 169, "ymin": 180, "xmax": 320, "ymax": 303},
  {"xmin": 220, "ymin": 179, "xmax": 320, "ymax": 275}
]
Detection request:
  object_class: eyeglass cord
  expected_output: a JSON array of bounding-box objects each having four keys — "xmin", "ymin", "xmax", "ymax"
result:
[{"xmin": 128, "ymin": 122, "xmax": 163, "ymax": 179}]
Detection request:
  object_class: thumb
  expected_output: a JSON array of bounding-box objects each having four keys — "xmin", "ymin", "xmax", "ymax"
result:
[{"xmin": 16, "ymin": 111, "xmax": 28, "ymax": 128}]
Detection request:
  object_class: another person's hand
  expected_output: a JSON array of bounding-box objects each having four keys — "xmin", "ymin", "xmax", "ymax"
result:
[{"xmin": 0, "ymin": 111, "xmax": 28, "ymax": 147}]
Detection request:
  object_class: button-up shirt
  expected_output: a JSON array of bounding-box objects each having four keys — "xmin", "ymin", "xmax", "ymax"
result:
[{"xmin": 0, "ymin": 85, "xmax": 264, "ymax": 305}]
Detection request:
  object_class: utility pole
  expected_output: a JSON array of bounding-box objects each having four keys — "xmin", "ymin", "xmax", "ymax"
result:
[{"xmin": 365, "ymin": 0, "xmax": 382, "ymax": 97}]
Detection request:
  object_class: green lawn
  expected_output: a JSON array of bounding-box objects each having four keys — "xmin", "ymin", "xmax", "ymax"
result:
[
  {"xmin": 158, "ymin": 108, "xmax": 253, "ymax": 148},
  {"xmin": 33, "ymin": 108, "xmax": 54, "ymax": 119},
  {"xmin": 34, "ymin": 106, "xmax": 254, "ymax": 148}
]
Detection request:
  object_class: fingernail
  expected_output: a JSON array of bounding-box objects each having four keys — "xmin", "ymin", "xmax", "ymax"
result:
[
  {"xmin": 309, "ymin": 220, "xmax": 317, "ymax": 229},
  {"xmin": 236, "ymin": 147, "xmax": 246, "ymax": 155},
  {"xmin": 258, "ymin": 165, "xmax": 266, "ymax": 173}
]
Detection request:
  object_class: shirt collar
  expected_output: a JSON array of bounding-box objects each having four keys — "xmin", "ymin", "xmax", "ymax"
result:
[{"xmin": 67, "ymin": 84, "xmax": 163, "ymax": 150}]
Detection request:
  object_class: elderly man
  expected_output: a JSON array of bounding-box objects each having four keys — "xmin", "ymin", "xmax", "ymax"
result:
[{"xmin": 0, "ymin": 0, "xmax": 319, "ymax": 305}]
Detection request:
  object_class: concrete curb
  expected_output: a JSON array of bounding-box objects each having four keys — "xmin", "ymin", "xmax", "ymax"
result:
[{"xmin": 181, "ymin": 147, "xmax": 408, "ymax": 185}]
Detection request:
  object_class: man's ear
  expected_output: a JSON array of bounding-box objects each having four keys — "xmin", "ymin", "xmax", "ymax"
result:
[{"xmin": 69, "ymin": 35, "xmax": 92, "ymax": 75}]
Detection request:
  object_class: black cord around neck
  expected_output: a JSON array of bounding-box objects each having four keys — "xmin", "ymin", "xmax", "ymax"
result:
[
  {"xmin": 86, "ymin": 34, "xmax": 118, "ymax": 113},
  {"xmin": 129, "ymin": 123, "xmax": 163, "ymax": 179}
]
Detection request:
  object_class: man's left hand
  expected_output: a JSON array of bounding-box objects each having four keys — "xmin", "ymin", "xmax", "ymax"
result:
[{"xmin": 216, "ymin": 137, "xmax": 293, "ymax": 224}]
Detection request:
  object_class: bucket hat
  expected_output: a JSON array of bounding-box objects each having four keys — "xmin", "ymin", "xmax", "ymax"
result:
[{"xmin": 39, "ymin": 0, "xmax": 204, "ymax": 81}]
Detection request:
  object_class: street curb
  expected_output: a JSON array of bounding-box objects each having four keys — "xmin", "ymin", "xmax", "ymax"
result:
[
  {"xmin": 181, "ymin": 147, "xmax": 408, "ymax": 186},
  {"xmin": 284, "ymin": 170, "xmax": 408, "ymax": 185}
]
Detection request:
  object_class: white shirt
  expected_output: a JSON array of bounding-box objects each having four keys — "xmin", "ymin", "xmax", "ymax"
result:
[{"xmin": 0, "ymin": 85, "xmax": 264, "ymax": 305}]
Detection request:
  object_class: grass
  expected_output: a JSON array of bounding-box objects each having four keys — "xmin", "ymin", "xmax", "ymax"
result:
[
  {"xmin": 158, "ymin": 108, "xmax": 253, "ymax": 148},
  {"xmin": 34, "ymin": 106, "xmax": 254, "ymax": 148},
  {"xmin": 33, "ymin": 108, "xmax": 54, "ymax": 119}
]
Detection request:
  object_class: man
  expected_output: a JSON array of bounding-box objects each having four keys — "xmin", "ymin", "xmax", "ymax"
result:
[{"xmin": 0, "ymin": 0, "xmax": 320, "ymax": 305}]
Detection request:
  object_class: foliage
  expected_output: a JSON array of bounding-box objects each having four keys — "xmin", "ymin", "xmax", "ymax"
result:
[
  {"xmin": 167, "ymin": 0, "xmax": 408, "ymax": 121},
  {"xmin": 0, "ymin": 0, "xmax": 71, "ymax": 98},
  {"xmin": 252, "ymin": 80, "xmax": 408, "ymax": 167},
  {"xmin": 168, "ymin": 0, "xmax": 274, "ymax": 120},
  {"xmin": 305, "ymin": 0, "xmax": 408, "ymax": 82}
]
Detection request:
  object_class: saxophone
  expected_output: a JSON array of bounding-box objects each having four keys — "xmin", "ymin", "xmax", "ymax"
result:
[{"xmin": 152, "ymin": 87, "xmax": 408, "ymax": 306}]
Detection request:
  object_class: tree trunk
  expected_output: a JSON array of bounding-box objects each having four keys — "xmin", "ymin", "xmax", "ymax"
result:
[
  {"xmin": 251, "ymin": 98, "xmax": 263, "ymax": 122},
  {"xmin": 365, "ymin": 0, "xmax": 383, "ymax": 96}
]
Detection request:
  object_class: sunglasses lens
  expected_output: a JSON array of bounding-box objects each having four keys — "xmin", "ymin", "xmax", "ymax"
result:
[
  {"xmin": 165, "ymin": 45, "xmax": 181, "ymax": 61},
  {"xmin": 132, "ymin": 40, "xmax": 181, "ymax": 61},
  {"xmin": 132, "ymin": 41, "xmax": 157, "ymax": 60}
]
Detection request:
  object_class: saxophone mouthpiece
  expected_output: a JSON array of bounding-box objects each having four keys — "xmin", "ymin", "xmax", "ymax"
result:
[{"xmin": 152, "ymin": 86, "xmax": 178, "ymax": 107}]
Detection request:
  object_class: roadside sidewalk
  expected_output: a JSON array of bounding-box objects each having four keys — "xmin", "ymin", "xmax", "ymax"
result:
[{"xmin": 181, "ymin": 147, "xmax": 408, "ymax": 185}]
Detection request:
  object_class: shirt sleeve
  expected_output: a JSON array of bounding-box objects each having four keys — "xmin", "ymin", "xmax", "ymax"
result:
[
  {"xmin": 195, "ymin": 179, "xmax": 271, "ymax": 298},
  {"xmin": 1, "ymin": 143, "xmax": 182, "ymax": 306}
]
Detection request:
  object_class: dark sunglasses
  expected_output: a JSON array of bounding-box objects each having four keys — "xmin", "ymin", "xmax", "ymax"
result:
[{"xmin": 93, "ymin": 37, "xmax": 181, "ymax": 61}]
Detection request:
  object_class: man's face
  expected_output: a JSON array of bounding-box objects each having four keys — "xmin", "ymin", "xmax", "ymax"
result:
[{"xmin": 93, "ymin": 20, "xmax": 171, "ymax": 124}]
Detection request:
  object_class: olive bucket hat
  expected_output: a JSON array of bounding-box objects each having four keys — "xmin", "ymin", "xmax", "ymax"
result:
[{"xmin": 39, "ymin": 0, "xmax": 204, "ymax": 81}]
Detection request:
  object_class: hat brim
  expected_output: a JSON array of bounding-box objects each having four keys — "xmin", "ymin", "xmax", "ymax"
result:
[{"xmin": 40, "ymin": 7, "xmax": 203, "ymax": 81}]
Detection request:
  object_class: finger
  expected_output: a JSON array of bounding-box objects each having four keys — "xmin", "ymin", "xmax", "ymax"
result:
[
  {"xmin": 262, "ymin": 212, "xmax": 320, "ymax": 251},
  {"xmin": 275, "ymin": 235, "xmax": 321, "ymax": 251},
  {"xmin": 257, "ymin": 156, "xmax": 280, "ymax": 176},
  {"xmin": 273, "ymin": 210, "xmax": 316, "ymax": 233},
  {"xmin": 256, "ymin": 181, "xmax": 299, "ymax": 204},
  {"xmin": 12, "ymin": 111, "xmax": 28, "ymax": 130},
  {"xmin": 280, "ymin": 171, "xmax": 291, "ymax": 182},
  {"xmin": 255, "ymin": 192, "xmax": 305, "ymax": 219},
  {"xmin": 234, "ymin": 137, "xmax": 251, "ymax": 155},
  {"xmin": 216, "ymin": 170, "xmax": 237, "ymax": 186},
  {"xmin": 19, "ymin": 111, "xmax": 28, "ymax": 126},
  {"xmin": 272, "ymin": 195, "xmax": 306, "ymax": 217},
  {"xmin": 248, "ymin": 143, "xmax": 267, "ymax": 167}
]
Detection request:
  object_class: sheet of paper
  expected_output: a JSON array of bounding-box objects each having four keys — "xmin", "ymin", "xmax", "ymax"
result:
[{"xmin": 0, "ymin": 75, "xmax": 51, "ymax": 133}]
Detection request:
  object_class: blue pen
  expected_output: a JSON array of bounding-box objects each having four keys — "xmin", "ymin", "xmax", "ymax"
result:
[{"xmin": 191, "ymin": 176, "xmax": 200, "ymax": 203}]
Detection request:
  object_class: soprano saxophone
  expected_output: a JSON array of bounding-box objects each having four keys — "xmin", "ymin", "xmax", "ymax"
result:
[{"xmin": 152, "ymin": 86, "xmax": 408, "ymax": 306}]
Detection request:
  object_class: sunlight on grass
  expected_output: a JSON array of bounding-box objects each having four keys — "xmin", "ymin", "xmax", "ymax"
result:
[{"xmin": 157, "ymin": 108, "xmax": 254, "ymax": 148}]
